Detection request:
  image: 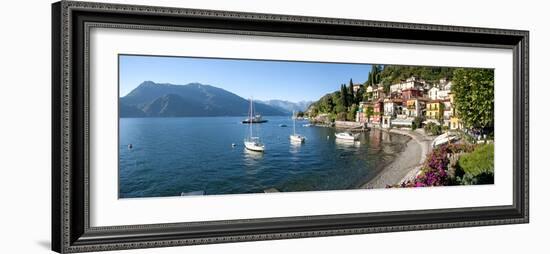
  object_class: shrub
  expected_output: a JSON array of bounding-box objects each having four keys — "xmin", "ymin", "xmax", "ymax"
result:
[
  {"xmin": 411, "ymin": 117, "xmax": 421, "ymax": 130},
  {"xmin": 424, "ymin": 122, "xmax": 442, "ymax": 136},
  {"xmin": 389, "ymin": 144, "xmax": 487, "ymax": 188},
  {"xmin": 457, "ymin": 144, "xmax": 494, "ymax": 176},
  {"xmin": 445, "ymin": 143, "xmax": 475, "ymax": 154},
  {"xmin": 454, "ymin": 144, "xmax": 494, "ymax": 185}
]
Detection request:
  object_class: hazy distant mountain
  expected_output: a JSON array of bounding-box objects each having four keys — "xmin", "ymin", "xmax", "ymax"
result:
[
  {"xmin": 119, "ymin": 81, "xmax": 288, "ymax": 117},
  {"xmin": 258, "ymin": 99, "xmax": 313, "ymax": 113}
]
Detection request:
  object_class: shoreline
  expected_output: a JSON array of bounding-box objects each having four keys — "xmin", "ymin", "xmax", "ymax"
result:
[{"xmin": 361, "ymin": 128, "xmax": 434, "ymax": 189}]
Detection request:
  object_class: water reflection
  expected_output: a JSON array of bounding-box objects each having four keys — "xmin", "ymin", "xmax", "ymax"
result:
[
  {"xmin": 335, "ymin": 138, "xmax": 361, "ymax": 149},
  {"xmin": 289, "ymin": 140, "xmax": 303, "ymax": 154},
  {"xmin": 243, "ymin": 148, "xmax": 263, "ymax": 167}
]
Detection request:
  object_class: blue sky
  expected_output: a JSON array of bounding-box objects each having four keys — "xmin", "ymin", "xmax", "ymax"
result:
[{"xmin": 119, "ymin": 55, "xmax": 373, "ymax": 102}]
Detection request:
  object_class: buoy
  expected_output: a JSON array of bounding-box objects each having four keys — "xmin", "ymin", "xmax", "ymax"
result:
[
  {"xmin": 128, "ymin": 144, "xmax": 133, "ymax": 150},
  {"xmin": 232, "ymin": 143, "xmax": 236, "ymax": 147}
]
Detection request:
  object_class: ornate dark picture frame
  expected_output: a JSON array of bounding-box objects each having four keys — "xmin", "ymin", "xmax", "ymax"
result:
[{"xmin": 52, "ymin": 1, "xmax": 529, "ymax": 253}]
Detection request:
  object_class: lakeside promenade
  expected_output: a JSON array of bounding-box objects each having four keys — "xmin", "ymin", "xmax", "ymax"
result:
[{"xmin": 361, "ymin": 128, "xmax": 434, "ymax": 189}]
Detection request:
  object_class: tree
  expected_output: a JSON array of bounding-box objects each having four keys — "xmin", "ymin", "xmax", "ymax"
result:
[
  {"xmin": 348, "ymin": 79, "xmax": 355, "ymax": 104},
  {"xmin": 340, "ymin": 84, "xmax": 349, "ymax": 108},
  {"xmin": 451, "ymin": 68, "xmax": 494, "ymax": 132},
  {"xmin": 347, "ymin": 103, "xmax": 358, "ymax": 121},
  {"xmin": 356, "ymin": 85, "xmax": 365, "ymax": 104},
  {"xmin": 365, "ymin": 106, "xmax": 374, "ymax": 122},
  {"xmin": 366, "ymin": 64, "xmax": 381, "ymax": 85},
  {"xmin": 383, "ymin": 83, "xmax": 390, "ymax": 94}
]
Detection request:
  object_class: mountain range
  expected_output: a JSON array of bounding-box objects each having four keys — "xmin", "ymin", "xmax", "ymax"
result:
[
  {"xmin": 257, "ymin": 99, "xmax": 313, "ymax": 113},
  {"xmin": 119, "ymin": 81, "xmax": 293, "ymax": 117}
]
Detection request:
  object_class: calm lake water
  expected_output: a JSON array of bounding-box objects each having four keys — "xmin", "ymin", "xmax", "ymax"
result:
[{"xmin": 119, "ymin": 116, "xmax": 410, "ymax": 198}]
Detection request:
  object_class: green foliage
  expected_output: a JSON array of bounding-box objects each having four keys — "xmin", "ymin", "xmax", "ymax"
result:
[
  {"xmin": 348, "ymin": 79, "xmax": 355, "ymax": 104},
  {"xmin": 379, "ymin": 65, "xmax": 454, "ymax": 84},
  {"xmin": 356, "ymin": 85, "xmax": 365, "ymax": 104},
  {"xmin": 296, "ymin": 111, "xmax": 304, "ymax": 117},
  {"xmin": 411, "ymin": 117, "xmax": 421, "ymax": 130},
  {"xmin": 451, "ymin": 68, "xmax": 494, "ymax": 130},
  {"xmin": 456, "ymin": 144, "xmax": 494, "ymax": 176},
  {"xmin": 366, "ymin": 65, "xmax": 382, "ymax": 85},
  {"xmin": 347, "ymin": 104, "xmax": 358, "ymax": 121},
  {"xmin": 424, "ymin": 122, "xmax": 442, "ymax": 136},
  {"xmin": 454, "ymin": 144, "xmax": 494, "ymax": 185},
  {"xmin": 365, "ymin": 106, "xmax": 374, "ymax": 119},
  {"xmin": 340, "ymin": 84, "xmax": 349, "ymax": 108},
  {"xmin": 336, "ymin": 112, "xmax": 347, "ymax": 121},
  {"xmin": 383, "ymin": 83, "xmax": 390, "ymax": 94}
]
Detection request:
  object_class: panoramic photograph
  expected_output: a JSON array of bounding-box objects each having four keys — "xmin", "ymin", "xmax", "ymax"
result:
[{"xmin": 118, "ymin": 55, "xmax": 495, "ymax": 198}]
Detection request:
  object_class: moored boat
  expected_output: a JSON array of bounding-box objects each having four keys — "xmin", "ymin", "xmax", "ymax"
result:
[
  {"xmin": 335, "ymin": 132, "xmax": 359, "ymax": 141},
  {"xmin": 244, "ymin": 98, "xmax": 265, "ymax": 152},
  {"xmin": 244, "ymin": 137, "xmax": 265, "ymax": 152},
  {"xmin": 289, "ymin": 111, "xmax": 305, "ymax": 143},
  {"xmin": 242, "ymin": 114, "xmax": 268, "ymax": 123}
]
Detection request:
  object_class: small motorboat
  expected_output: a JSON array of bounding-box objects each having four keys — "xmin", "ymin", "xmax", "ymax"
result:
[
  {"xmin": 289, "ymin": 111, "xmax": 305, "ymax": 143},
  {"xmin": 335, "ymin": 132, "xmax": 359, "ymax": 141},
  {"xmin": 279, "ymin": 124, "xmax": 287, "ymax": 127}
]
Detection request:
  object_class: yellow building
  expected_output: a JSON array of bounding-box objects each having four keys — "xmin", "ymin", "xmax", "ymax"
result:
[
  {"xmin": 426, "ymin": 100, "xmax": 444, "ymax": 121},
  {"xmin": 450, "ymin": 117, "xmax": 462, "ymax": 130}
]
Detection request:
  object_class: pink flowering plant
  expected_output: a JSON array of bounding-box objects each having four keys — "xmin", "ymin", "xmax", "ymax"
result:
[
  {"xmin": 390, "ymin": 145, "xmax": 452, "ymax": 188},
  {"xmin": 414, "ymin": 145, "xmax": 450, "ymax": 187}
]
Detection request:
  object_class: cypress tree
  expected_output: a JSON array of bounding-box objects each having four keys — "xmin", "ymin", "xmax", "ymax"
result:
[
  {"xmin": 341, "ymin": 84, "xmax": 349, "ymax": 108},
  {"xmin": 348, "ymin": 79, "xmax": 355, "ymax": 104}
]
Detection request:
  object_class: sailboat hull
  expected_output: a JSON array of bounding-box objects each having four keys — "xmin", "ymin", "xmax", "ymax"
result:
[
  {"xmin": 244, "ymin": 141, "xmax": 265, "ymax": 152},
  {"xmin": 242, "ymin": 119, "xmax": 268, "ymax": 124},
  {"xmin": 290, "ymin": 135, "xmax": 305, "ymax": 143}
]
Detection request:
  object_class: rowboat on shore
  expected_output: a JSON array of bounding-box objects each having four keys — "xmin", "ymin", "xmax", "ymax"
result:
[{"xmin": 431, "ymin": 132, "xmax": 459, "ymax": 148}]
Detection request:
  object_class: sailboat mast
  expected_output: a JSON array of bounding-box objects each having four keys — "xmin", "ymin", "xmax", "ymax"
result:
[
  {"xmin": 249, "ymin": 98, "xmax": 253, "ymax": 137},
  {"xmin": 293, "ymin": 111, "xmax": 296, "ymax": 135}
]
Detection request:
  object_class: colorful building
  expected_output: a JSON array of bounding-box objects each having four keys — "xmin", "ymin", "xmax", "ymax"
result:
[
  {"xmin": 390, "ymin": 76, "xmax": 426, "ymax": 93},
  {"xmin": 371, "ymin": 100, "xmax": 384, "ymax": 124},
  {"xmin": 442, "ymin": 99, "xmax": 453, "ymax": 127},
  {"xmin": 450, "ymin": 117, "xmax": 462, "ymax": 130},
  {"xmin": 372, "ymin": 86, "xmax": 385, "ymax": 100},
  {"xmin": 426, "ymin": 100, "xmax": 444, "ymax": 122},
  {"xmin": 448, "ymin": 92, "xmax": 462, "ymax": 130},
  {"xmin": 383, "ymin": 98, "xmax": 403, "ymax": 117},
  {"xmin": 355, "ymin": 101, "xmax": 370, "ymax": 123},
  {"xmin": 402, "ymin": 88, "xmax": 423, "ymax": 101},
  {"xmin": 404, "ymin": 98, "xmax": 426, "ymax": 118},
  {"xmin": 381, "ymin": 115, "xmax": 392, "ymax": 128}
]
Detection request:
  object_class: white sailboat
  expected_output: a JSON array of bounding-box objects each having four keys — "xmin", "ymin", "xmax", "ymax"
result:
[
  {"xmin": 244, "ymin": 98, "xmax": 265, "ymax": 152},
  {"xmin": 290, "ymin": 111, "xmax": 305, "ymax": 143}
]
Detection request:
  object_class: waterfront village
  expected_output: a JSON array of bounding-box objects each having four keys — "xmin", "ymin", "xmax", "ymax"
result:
[
  {"xmin": 307, "ymin": 70, "xmax": 495, "ymax": 188},
  {"xmin": 312, "ymin": 76, "xmax": 463, "ymax": 132}
]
